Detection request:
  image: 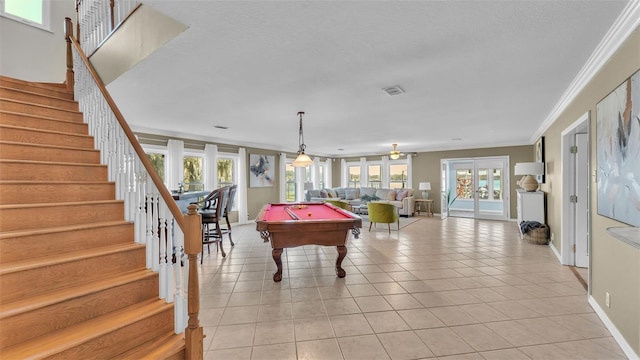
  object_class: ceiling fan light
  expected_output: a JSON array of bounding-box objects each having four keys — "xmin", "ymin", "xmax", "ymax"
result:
[{"xmin": 389, "ymin": 143, "xmax": 401, "ymax": 159}]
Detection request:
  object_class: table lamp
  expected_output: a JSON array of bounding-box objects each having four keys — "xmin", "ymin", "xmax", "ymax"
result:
[
  {"xmin": 419, "ymin": 182, "xmax": 431, "ymax": 199},
  {"xmin": 514, "ymin": 162, "xmax": 544, "ymax": 191}
]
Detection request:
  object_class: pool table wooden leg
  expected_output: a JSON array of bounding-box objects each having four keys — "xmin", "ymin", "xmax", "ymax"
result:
[
  {"xmin": 336, "ymin": 245, "xmax": 347, "ymax": 278},
  {"xmin": 272, "ymin": 248, "xmax": 283, "ymax": 282}
]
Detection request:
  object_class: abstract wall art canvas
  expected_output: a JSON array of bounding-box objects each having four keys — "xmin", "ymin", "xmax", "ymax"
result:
[
  {"xmin": 596, "ymin": 69, "xmax": 640, "ymax": 227},
  {"xmin": 249, "ymin": 154, "xmax": 275, "ymax": 187}
]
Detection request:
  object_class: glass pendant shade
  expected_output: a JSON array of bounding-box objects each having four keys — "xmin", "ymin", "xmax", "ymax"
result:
[{"xmin": 293, "ymin": 153, "xmax": 313, "ymax": 167}]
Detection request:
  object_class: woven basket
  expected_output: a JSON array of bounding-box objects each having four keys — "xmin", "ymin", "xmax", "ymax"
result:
[{"xmin": 524, "ymin": 224, "xmax": 549, "ymax": 245}]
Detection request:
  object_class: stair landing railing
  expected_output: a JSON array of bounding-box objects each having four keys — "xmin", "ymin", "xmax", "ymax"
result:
[{"xmin": 65, "ymin": 14, "xmax": 203, "ymax": 360}]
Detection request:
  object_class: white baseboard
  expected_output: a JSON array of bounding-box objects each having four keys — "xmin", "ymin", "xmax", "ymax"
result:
[
  {"xmin": 588, "ymin": 295, "xmax": 639, "ymax": 360},
  {"xmin": 549, "ymin": 241, "xmax": 562, "ymax": 262}
]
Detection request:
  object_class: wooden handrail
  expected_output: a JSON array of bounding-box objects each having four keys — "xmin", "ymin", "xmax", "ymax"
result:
[
  {"xmin": 64, "ymin": 17, "xmax": 185, "ymax": 231},
  {"xmin": 65, "ymin": 15, "xmax": 203, "ymax": 359}
]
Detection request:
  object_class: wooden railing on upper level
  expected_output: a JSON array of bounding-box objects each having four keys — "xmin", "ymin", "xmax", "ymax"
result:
[{"xmin": 64, "ymin": 11, "xmax": 203, "ymax": 360}]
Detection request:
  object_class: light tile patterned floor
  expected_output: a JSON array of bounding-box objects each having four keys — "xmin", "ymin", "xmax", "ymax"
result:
[{"xmin": 198, "ymin": 216, "xmax": 627, "ymax": 360}]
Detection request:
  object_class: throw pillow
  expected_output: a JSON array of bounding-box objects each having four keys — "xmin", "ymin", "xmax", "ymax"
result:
[
  {"xmin": 335, "ymin": 188, "xmax": 346, "ymax": 199},
  {"xmin": 387, "ymin": 190, "xmax": 397, "ymax": 201},
  {"xmin": 320, "ymin": 190, "xmax": 328, "ymax": 198},
  {"xmin": 326, "ymin": 189, "xmax": 337, "ymax": 198},
  {"xmin": 345, "ymin": 189, "xmax": 358, "ymax": 200},
  {"xmin": 396, "ymin": 190, "xmax": 408, "ymax": 201}
]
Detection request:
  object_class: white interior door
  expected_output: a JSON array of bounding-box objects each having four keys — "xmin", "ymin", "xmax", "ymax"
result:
[{"xmin": 575, "ymin": 133, "xmax": 589, "ymax": 267}]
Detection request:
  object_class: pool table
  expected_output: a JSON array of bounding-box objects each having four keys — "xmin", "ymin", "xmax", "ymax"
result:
[{"xmin": 256, "ymin": 202, "xmax": 362, "ymax": 282}]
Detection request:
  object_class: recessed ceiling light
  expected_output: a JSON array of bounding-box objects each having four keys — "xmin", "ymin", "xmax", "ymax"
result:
[
  {"xmin": 337, "ymin": 148, "xmax": 344, "ymax": 151},
  {"xmin": 213, "ymin": 125, "xmax": 228, "ymax": 129},
  {"xmin": 382, "ymin": 85, "xmax": 405, "ymax": 96}
]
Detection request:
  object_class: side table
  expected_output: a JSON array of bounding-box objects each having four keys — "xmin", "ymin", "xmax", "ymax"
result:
[{"xmin": 415, "ymin": 199, "xmax": 433, "ymax": 217}]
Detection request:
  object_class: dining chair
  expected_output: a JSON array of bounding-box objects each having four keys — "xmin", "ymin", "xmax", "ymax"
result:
[
  {"xmin": 192, "ymin": 186, "xmax": 229, "ymax": 262},
  {"xmin": 221, "ymin": 184, "xmax": 237, "ymax": 247}
]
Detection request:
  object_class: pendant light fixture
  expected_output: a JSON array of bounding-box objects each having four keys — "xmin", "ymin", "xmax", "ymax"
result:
[{"xmin": 292, "ymin": 111, "xmax": 313, "ymax": 167}]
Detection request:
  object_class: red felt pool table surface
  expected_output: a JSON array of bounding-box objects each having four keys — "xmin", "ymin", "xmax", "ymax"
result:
[
  {"xmin": 256, "ymin": 203, "xmax": 362, "ymax": 281},
  {"xmin": 260, "ymin": 203, "xmax": 354, "ymax": 221}
]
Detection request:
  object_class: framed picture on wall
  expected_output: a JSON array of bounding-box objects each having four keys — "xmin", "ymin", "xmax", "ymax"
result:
[
  {"xmin": 249, "ymin": 154, "xmax": 275, "ymax": 187},
  {"xmin": 534, "ymin": 136, "xmax": 545, "ymax": 184},
  {"xmin": 596, "ymin": 69, "xmax": 640, "ymax": 227}
]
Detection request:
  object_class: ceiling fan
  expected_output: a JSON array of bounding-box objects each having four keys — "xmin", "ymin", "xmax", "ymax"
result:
[{"xmin": 389, "ymin": 143, "xmax": 403, "ymax": 159}]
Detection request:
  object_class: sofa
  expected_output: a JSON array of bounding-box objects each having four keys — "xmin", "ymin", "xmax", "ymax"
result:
[{"xmin": 306, "ymin": 187, "xmax": 416, "ymax": 216}]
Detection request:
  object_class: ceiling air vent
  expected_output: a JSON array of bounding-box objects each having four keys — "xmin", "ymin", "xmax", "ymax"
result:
[{"xmin": 382, "ymin": 85, "xmax": 404, "ymax": 96}]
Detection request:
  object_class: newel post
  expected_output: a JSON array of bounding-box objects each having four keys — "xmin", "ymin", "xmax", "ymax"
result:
[
  {"xmin": 184, "ymin": 204, "xmax": 203, "ymax": 359},
  {"xmin": 64, "ymin": 17, "xmax": 74, "ymax": 92}
]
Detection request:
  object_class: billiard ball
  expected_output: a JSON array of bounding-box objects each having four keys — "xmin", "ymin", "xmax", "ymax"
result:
[{"xmin": 308, "ymin": 212, "xmax": 312, "ymax": 217}]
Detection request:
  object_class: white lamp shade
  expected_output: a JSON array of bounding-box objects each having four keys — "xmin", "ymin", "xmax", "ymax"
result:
[
  {"xmin": 419, "ymin": 182, "xmax": 431, "ymax": 191},
  {"xmin": 514, "ymin": 162, "xmax": 544, "ymax": 176}
]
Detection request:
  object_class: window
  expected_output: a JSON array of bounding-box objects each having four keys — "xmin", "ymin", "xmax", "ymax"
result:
[
  {"xmin": 348, "ymin": 165, "xmax": 361, "ymax": 188},
  {"xmin": 318, "ymin": 164, "xmax": 325, "ymax": 190},
  {"xmin": 285, "ymin": 162, "xmax": 296, "ymax": 202},
  {"xmin": 367, "ymin": 164, "xmax": 381, "ymax": 188},
  {"xmin": 217, "ymin": 155, "xmax": 238, "ymax": 209},
  {"xmin": 217, "ymin": 157, "xmax": 235, "ymax": 187},
  {"xmin": 183, "ymin": 153, "xmax": 203, "ymax": 191},
  {"xmin": 389, "ymin": 163, "xmax": 408, "ymax": 189},
  {"xmin": 1, "ymin": 0, "xmax": 50, "ymax": 30},
  {"xmin": 146, "ymin": 152, "xmax": 166, "ymax": 182}
]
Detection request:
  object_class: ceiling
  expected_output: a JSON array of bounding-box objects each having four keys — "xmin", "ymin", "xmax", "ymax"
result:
[{"xmin": 105, "ymin": 0, "xmax": 630, "ymax": 158}]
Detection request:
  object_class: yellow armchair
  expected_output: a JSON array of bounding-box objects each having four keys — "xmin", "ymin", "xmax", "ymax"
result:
[
  {"xmin": 325, "ymin": 199, "xmax": 352, "ymax": 211},
  {"xmin": 367, "ymin": 202, "xmax": 399, "ymax": 234}
]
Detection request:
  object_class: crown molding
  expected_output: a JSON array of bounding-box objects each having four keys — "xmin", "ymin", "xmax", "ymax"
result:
[{"xmin": 532, "ymin": 0, "xmax": 640, "ymax": 143}]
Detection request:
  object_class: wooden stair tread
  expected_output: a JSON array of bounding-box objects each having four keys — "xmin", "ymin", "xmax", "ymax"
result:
[
  {"xmin": 0, "ymin": 220, "xmax": 129, "ymax": 239},
  {"xmin": 0, "ymin": 199, "xmax": 123, "ymax": 210},
  {"xmin": 0, "ymin": 140, "xmax": 99, "ymax": 152},
  {"xmin": 0, "ymin": 270, "xmax": 157, "ymax": 318},
  {"xmin": 0, "ymin": 158, "xmax": 106, "ymax": 167},
  {"xmin": 113, "ymin": 332, "xmax": 185, "ymax": 360},
  {"xmin": 0, "ymin": 109, "xmax": 84, "ymax": 124},
  {"xmin": 0, "ymin": 123, "xmax": 93, "ymax": 139},
  {"xmin": 0, "ymin": 76, "xmax": 72, "ymax": 93},
  {"xmin": 0, "ymin": 179, "xmax": 113, "ymax": 185},
  {"xmin": 0, "ymin": 85, "xmax": 77, "ymax": 103},
  {"xmin": 0, "ymin": 98, "xmax": 82, "ymax": 114},
  {"xmin": 0, "ymin": 299, "xmax": 173, "ymax": 359},
  {"xmin": 0, "ymin": 242, "xmax": 145, "ymax": 275}
]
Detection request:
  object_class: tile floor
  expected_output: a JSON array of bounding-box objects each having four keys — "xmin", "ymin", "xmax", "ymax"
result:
[{"xmin": 197, "ymin": 216, "xmax": 627, "ymax": 360}]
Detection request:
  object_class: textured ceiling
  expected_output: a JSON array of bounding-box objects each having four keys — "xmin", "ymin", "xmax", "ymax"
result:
[{"xmin": 106, "ymin": 0, "xmax": 629, "ymax": 158}]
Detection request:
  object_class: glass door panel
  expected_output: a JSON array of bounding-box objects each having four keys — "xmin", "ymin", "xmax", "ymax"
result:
[
  {"xmin": 449, "ymin": 163, "xmax": 474, "ymax": 218},
  {"xmin": 475, "ymin": 159, "xmax": 507, "ymax": 220},
  {"xmin": 445, "ymin": 157, "xmax": 509, "ymax": 221}
]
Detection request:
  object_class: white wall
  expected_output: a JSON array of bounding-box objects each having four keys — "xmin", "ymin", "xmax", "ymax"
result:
[{"xmin": 0, "ymin": 0, "xmax": 75, "ymax": 82}]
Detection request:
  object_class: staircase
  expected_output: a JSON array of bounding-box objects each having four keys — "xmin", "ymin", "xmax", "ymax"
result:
[{"xmin": 0, "ymin": 76, "xmax": 185, "ymax": 359}]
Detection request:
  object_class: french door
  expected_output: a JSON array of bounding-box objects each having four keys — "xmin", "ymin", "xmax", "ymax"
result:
[{"xmin": 441, "ymin": 157, "xmax": 510, "ymax": 221}]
